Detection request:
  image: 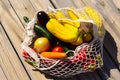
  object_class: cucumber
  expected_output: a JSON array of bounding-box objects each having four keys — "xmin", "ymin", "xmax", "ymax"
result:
[{"xmin": 34, "ymin": 24, "xmax": 52, "ymax": 41}]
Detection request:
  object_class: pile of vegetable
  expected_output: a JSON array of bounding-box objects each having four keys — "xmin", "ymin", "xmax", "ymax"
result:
[
  {"xmin": 21, "ymin": 7, "xmax": 105, "ymax": 76},
  {"xmin": 22, "ymin": 6, "xmax": 104, "ymax": 67}
]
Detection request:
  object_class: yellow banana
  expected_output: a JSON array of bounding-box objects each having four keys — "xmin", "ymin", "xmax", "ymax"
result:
[
  {"xmin": 59, "ymin": 19, "xmax": 80, "ymax": 29},
  {"xmin": 48, "ymin": 11, "xmax": 66, "ymax": 19},
  {"xmin": 46, "ymin": 19, "xmax": 83, "ymax": 45},
  {"xmin": 79, "ymin": 12, "xmax": 89, "ymax": 20},
  {"xmin": 55, "ymin": 10, "xmax": 66, "ymax": 19},
  {"xmin": 48, "ymin": 12, "xmax": 56, "ymax": 19},
  {"xmin": 63, "ymin": 23, "xmax": 78, "ymax": 31},
  {"xmin": 67, "ymin": 9, "xmax": 79, "ymax": 20},
  {"xmin": 72, "ymin": 33, "xmax": 83, "ymax": 45},
  {"xmin": 59, "ymin": 19, "xmax": 75, "ymax": 26},
  {"xmin": 84, "ymin": 6, "xmax": 105, "ymax": 36},
  {"xmin": 67, "ymin": 9, "xmax": 80, "ymax": 28},
  {"xmin": 54, "ymin": 10, "xmax": 81, "ymax": 29}
]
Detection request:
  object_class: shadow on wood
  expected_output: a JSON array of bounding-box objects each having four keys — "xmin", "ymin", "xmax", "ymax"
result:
[{"xmin": 102, "ymin": 30, "xmax": 119, "ymax": 76}]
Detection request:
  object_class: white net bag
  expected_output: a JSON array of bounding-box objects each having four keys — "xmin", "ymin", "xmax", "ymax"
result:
[{"xmin": 21, "ymin": 6, "xmax": 105, "ymax": 77}]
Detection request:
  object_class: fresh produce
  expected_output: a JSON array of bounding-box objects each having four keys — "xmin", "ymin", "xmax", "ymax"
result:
[
  {"xmin": 34, "ymin": 24, "xmax": 53, "ymax": 41},
  {"xmin": 23, "ymin": 16, "xmax": 30, "ymax": 23},
  {"xmin": 88, "ymin": 63, "xmax": 96, "ymax": 71},
  {"xmin": 48, "ymin": 9, "xmax": 80, "ymax": 28},
  {"xmin": 83, "ymin": 33, "xmax": 93, "ymax": 43},
  {"xmin": 46, "ymin": 19, "xmax": 83, "ymax": 45},
  {"xmin": 37, "ymin": 11, "xmax": 50, "ymax": 27},
  {"xmin": 22, "ymin": 50, "xmax": 35, "ymax": 60},
  {"xmin": 67, "ymin": 9, "xmax": 79, "ymax": 20},
  {"xmin": 59, "ymin": 19, "xmax": 75, "ymax": 27},
  {"xmin": 48, "ymin": 12, "xmax": 56, "ymax": 19},
  {"xmin": 83, "ymin": 59, "xmax": 96, "ymax": 70},
  {"xmin": 22, "ymin": 50, "xmax": 30, "ymax": 58},
  {"xmin": 22, "ymin": 7, "xmax": 104, "ymax": 77},
  {"xmin": 80, "ymin": 22, "xmax": 93, "ymax": 43},
  {"xmin": 55, "ymin": 10, "xmax": 66, "ymax": 19},
  {"xmin": 34, "ymin": 37, "xmax": 50, "ymax": 53},
  {"xmin": 67, "ymin": 9, "xmax": 80, "ymax": 28},
  {"xmin": 63, "ymin": 23, "xmax": 78, "ymax": 31},
  {"xmin": 56, "ymin": 12, "xmax": 79, "ymax": 30},
  {"xmin": 39, "ymin": 52, "xmax": 67, "ymax": 59},
  {"xmin": 52, "ymin": 46, "xmax": 64, "ymax": 52},
  {"xmin": 66, "ymin": 52, "xmax": 74, "ymax": 57},
  {"xmin": 84, "ymin": 6, "xmax": 104, "ymax": 36},
  {"xmin": 78, "ymin": 12, "xmax": 89, "ymax": 20},
  {"xmin": 25, "ymin": 59, "xmax": 38, "ymax": 67},
  {"xmin": 80, "ymin": 22, "xmax": 93, "ymax": 33},
  {"xmin": 23, "ymin": 7, "xmax": 101, "ymax": 59}
]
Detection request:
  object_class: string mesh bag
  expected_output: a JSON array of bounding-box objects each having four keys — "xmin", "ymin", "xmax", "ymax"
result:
[{"xmin": 21, "ymin": 6, "xmax": 105, "ymax": 77}]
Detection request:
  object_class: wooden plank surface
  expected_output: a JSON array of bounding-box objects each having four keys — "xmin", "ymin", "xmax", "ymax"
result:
[
  {"xmin": 29, "ymin": 0, "xmax": 53, "ymax": 11},
  {"xmin": 0, "ymin": 0, "xmax": 51, "ymax": 80},
  {"xmin": 0, "ymin": 64, "xmax": 7, "ymax": 80},
  {"xmin": 0, "ymin": 0, "xmax": 120, "ymax": 80},
  {"xmin": 0, "ymin": 24, "xmax": 29, "ymax": 80}
]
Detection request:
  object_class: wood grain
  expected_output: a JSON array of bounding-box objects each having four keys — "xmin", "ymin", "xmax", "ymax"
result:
[
  {"xmin": 0, "ymin": 0, "xmax": 120, "ymax": 80},
  {"xmin": 0, "ymin": 65, "xmax": 7, "ymax": 80},
  {"xmin": 0, "ymin": 24, "xmax": 30, "ymax": 80},
  {"xmin": 0, "ymin": 0, "xmax": 51, "ymax": 80},
  {"xmin": 29, "ymin": 0, "xmax": 53, "ymax": 11}
]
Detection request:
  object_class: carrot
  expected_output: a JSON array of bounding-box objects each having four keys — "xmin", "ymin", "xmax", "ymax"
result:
[{"xmin": 39, "ymin": 52, "xmax": 67, "ymax": 59}]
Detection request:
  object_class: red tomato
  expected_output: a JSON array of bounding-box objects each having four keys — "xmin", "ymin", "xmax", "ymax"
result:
[{"xmin": 52, "ymin": 46, "xmax": 64, "ymax": 52}]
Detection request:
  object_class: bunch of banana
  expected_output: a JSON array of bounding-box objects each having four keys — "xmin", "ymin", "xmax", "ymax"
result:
[
  {"xmin": 55, "ymin": 10, "xmax": 66, "ymax": 19},
  {"xmin": 84, "ymin": 6, "xmax": 105, "ymax": 37},
  {"xmin": 48, "ymin": 12, "xmax": 56, "ymax": 19},
  {"xmin": 46, "ymin": 19, "xmax": 83, "ymax": 45},
  {"xmin": 48, "ymin": 8, "xmax": 81, "ymax": 28},
  {"xmin": 67, "ymin": 8, "xmax": 80, "ymax": 28}
]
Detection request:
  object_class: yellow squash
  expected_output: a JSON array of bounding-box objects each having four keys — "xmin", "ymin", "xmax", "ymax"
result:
[{"xmin": 46, "ymin": 19, "xmax": 83, "ymax": 45}]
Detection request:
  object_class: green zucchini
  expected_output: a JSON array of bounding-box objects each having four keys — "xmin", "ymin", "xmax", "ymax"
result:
[{"xmin": 34, "ymin": 24, "xmax": 53, "ymax": 41}]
